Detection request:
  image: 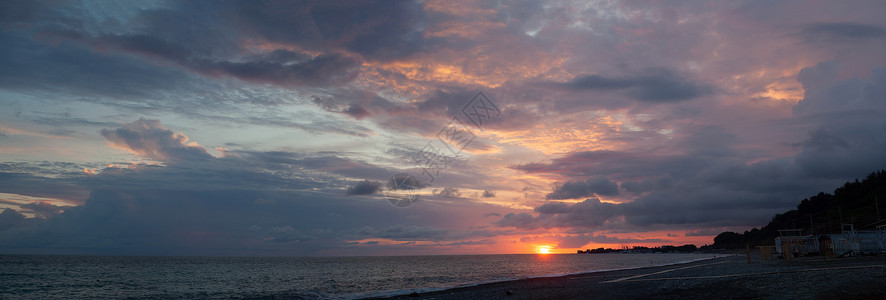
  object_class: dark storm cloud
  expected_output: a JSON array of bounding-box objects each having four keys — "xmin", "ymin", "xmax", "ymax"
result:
[
  {"xmin": 556, "ymin": 70, "xmax": 713, "ymax": 102},
  {"xmin": 546, "ymin": 177, "xmax": 619, "ymax": 200},
  {"xmin": 345, "ymin": 180, "xmax": 381, "ymax": 195},
  {"xmin": 801, "ymin": 22, "xmax": 886, "ymax": 42}
]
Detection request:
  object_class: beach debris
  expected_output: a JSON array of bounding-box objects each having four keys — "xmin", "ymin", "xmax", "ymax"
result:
[
  {"xmin": 409, "ymin": 291, "xmax": 419, "ymax": 297},
  {"xmin": 506, "ymin": 290, "xmax": 514, "ymax": 295}
]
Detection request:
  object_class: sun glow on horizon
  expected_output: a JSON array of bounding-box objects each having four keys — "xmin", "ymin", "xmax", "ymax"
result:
[{"xmin": 537, "ymin": 246, "xmax": 551, "ymax": 254}]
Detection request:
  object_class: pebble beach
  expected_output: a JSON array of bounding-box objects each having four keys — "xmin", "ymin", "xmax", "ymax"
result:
[{"xmin": 375, "ymin": 254, "xmax": 886, "ymax": 300}]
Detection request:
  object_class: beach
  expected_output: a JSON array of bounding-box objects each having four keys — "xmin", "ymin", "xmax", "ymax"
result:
[{"xmin": 375, "ymin": 254, "xmax": 886, "ymax": 299}]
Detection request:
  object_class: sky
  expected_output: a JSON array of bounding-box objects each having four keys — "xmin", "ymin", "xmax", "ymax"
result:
[{"xmin": 1, "ymin": 0, "xmax": 885, "ymax": 256}]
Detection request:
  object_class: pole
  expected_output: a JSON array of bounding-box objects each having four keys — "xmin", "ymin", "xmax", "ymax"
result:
[{"xmin": 746, "ymin": 244, "xmax": 751, "ymax": 264}]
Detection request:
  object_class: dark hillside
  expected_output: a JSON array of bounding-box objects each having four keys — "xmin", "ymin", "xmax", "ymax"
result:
[{"xmin": 712, "ymin": 170, "xmax": 886, "ymax": 249}]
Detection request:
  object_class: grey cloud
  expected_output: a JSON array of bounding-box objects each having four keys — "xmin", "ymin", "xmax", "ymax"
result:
[
  {"xmin": 0, "ymin": 209, "xmax": 26, "ymax": 232},
  {"xmin": 345, "ymin": 180, "xmax": 381, "ymax": 196},
  {"xmin": 312, "ymin": 95, "xmax": 373, "ymax": 119},
  {"xmin": 435, "ymin": 187, "xmax": 461, "ymax": 198},
  {"xmin": 2, "ymin": 0, "xmax": 432, "ymax": 98},
  {"xmin": 1, "ymin": 117, "xmax": 520, "ymax": 255},
  {"xmin": 0, "ymin": 184, "xmax": 488, "ymax": 255},
  {"xmin": 18, "ymin": 202, "xmax": 65, "ymax": 219},
  {"xmin": 496, "ymin": 198, "xmax": 621, "ymax": 230},
  {"xmin": 801, "ymin": 22, "xmax": 886, "ymax": 42},
  {"xmin": 100, "ymin": 118, "xmax": 213, "ymax": 162},
  {"xmin": 559, "ymin": 70, "xmax": 712, "ymax": 102},
  {"xmin": 308, "ymin": 1, "xmax": 429, "ymax": 61},
  {"xmin": 233, "ymin": 0, "xmax": 430, "ymax": 61},
  {"xmin": 0, "ymin": 171, "xmax": 90, "ymax": 202},
  {"xmin": 358, "ymin": 225, "xmax": 451, "ymax": 241},
  {"xmin": 684, "ymin": 228, "xmax": 724, "ymax": 237},
  {"xmin": 495, "ymin": 212, "xmax": 541, "ymax": 230},
  {"xmin": 546, "ymin": 176, "xmax": 619, "ymax": 200},
  {"xmin": 792, "ymin": 63, "xmax": 886, "ymax": 179},
  {"xmin": 793, "ymin": 61, "xmax": 865, "ymax": 116},
  {"xmin": 56, "ymin": 32, "xmax": 360, "ymax": 87},
  {"xmin": 620, "ymin": 175, "xmax": 673, "ymax": 194},
  {"xmin": 0, "ymin": 32, "xmax": 197, "ymax": 100},
  {"xmin": 557, "ymin": 234, "xmax": 667, "ymax": 249}
]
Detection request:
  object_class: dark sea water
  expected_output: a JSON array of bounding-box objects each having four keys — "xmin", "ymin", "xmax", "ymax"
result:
[{"xmin": 0, "ymin": 253, "xmax": 721, "ymax": 299}]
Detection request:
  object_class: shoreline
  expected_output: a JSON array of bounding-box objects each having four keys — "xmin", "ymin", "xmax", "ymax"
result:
[
  {"xmin": 368, "ymin": 254, "xmax": 886, "ymax": 299},
  {"xmin": 351, "ymin": 254, "xmax": 730, "ymax": 299}
]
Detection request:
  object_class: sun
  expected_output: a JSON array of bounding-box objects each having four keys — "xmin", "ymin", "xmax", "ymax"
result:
[{"xmin": 537, "ymin": 246, "xmax": 551, "ymax": 254}]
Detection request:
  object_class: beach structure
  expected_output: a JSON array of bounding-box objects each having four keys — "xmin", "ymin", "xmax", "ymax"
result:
[{"xmin": 773, "ymin": 224, "xmax": 886, "ymax": 258}]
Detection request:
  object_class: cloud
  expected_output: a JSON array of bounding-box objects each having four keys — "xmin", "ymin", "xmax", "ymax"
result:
[
  {"xmin": 307, "ymin": 1, "xmax": 429, "ymax": 61},
  {"xmin": 556, "ymin": 69, "xmax": 713, "ymax": 102},
  {"xmin": 620, "ymin": 175, "xmax": 673, "ymax": 194},
  {"xmin": 346, "ymin": 180, "xmax": 381, "ymax": 195},
  {"xmin": 684, "ymin": 228, "xmax": 723, "ymax": 237},
  {"xmin": 792, "ymin": 62, "xmax": 886, "ymax": 178},
  {"xmin": 546, "ymin": 177, "xmax": 619, "ymax": 200},
  {"xmin": 0, "ymin": 31, "xmax": 199, "ymax": 100},
  {"xmin": 0, "ymin": 171, "xmax": 90, "ymax": 202},
  {"xmin": 435, "ymin": 187, "xmax": 461, "ymax": 198},
  {"xmin": 359, "ymin": 225, "xmax": 450, "ymax": 241},
  {"xmin": 496, "ymin": 198, "xmax": 621, "ymax": 230},
  {"xmin": 0, "ymin": 118, "xmax": 523, "ymax": 255},
  {"xmin": 18, "ymin": 202, "xmax": 64, "ymax": 219},
  {"xmin": 801, "ymin": 22, "xmax": 886, "ymax": 43},
  {"xmin": 0, "ymin": 209, "xmax": 26, "ymax": 231},
  {"xmin": 556, "ymin": 234, "xmax": 667, "ymax": 249},
  {"xmin": 100, "ymin": 119, "xmax": 213, "ymax": 162},
  {"xmin": 312, "ymin": 96, "xmax": 371, "ymax": 119},
  {"xmin": 54, "ymin": 31, "xmax": 360, "ymax": 87}
]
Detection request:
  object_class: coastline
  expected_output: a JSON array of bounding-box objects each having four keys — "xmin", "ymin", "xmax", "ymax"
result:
[
  {"xmin": 368, "ymin": 254, "xmax": 886, "ymax": 299},
  {"xmin": 348, "ymin": 254, "xmax": 729, "ymax": 299}
]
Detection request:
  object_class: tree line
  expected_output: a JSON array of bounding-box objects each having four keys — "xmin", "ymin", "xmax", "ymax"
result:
[{"xmin": 710, "ymin": 170, "xmax": 886, "ymax": 249}]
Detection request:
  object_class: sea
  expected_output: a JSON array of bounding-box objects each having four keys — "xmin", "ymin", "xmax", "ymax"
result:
[{"xmin": 0, "ymin": 253, "xmax": 722, "ymax": 299}]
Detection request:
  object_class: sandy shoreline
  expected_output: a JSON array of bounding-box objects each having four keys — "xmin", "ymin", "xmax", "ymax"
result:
[{"xmin": 369, "ymin": 254, "xmax": 886, "ymax": 300}]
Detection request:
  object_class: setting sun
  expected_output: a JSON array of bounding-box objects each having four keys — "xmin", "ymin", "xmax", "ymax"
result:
[{"xmin": 537, "ymin": 246, "xmax": 551, "ymax": 254}]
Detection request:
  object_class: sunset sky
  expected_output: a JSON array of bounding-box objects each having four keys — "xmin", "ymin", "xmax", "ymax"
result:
[{"xmin": 2, "ymin": 0, "xmax": 886, "ymax": 256}]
